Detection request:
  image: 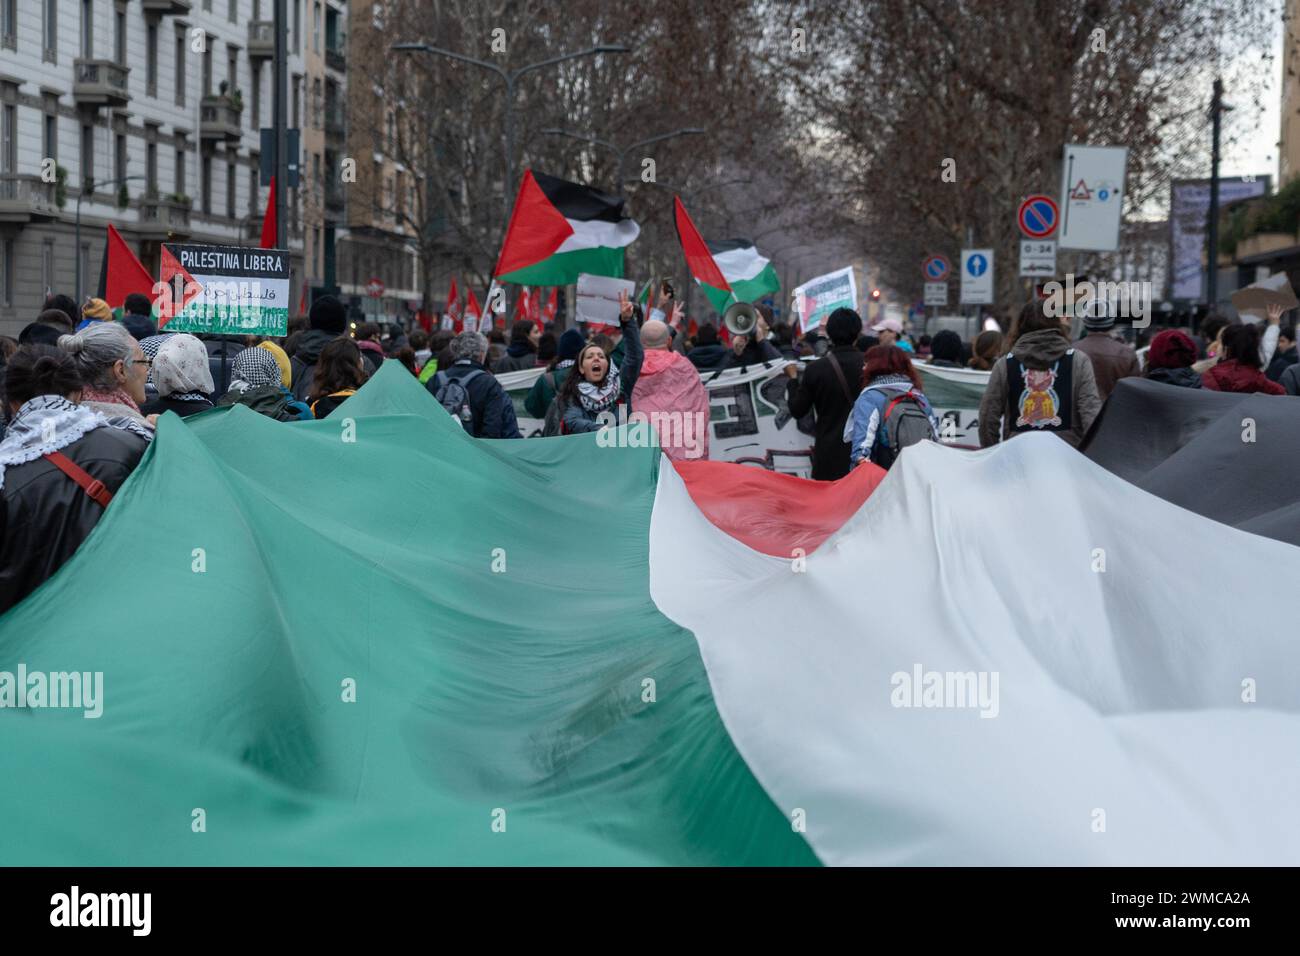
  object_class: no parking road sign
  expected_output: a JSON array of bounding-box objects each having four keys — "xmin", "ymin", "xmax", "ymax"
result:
[
  {"xmin": 922, "ymin": 255, "xmax": 951, "ymax": 281},
  {"xmin": 1018, "ymin": 195, "xmax": 1059, "ymax": 239}
]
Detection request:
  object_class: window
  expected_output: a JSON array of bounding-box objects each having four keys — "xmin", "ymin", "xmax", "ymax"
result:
[
  {"xmin": 312, "ymin": 151, "xmax": 320, "ymax": 198},
  {"xmin": 81, "ymin": 0, "xmax": 93, "ymax": 59},
  {"xmin": 175, "ymin": 30, "xmax": 187, "ymax": 107},
  {"xmin": 226, "ymin": 161, "xmax": 236, "ymax": 218},
  {"xmin": 43, "ymin": 110, "xmax": 57, "ymax": 164},
  {"xmin": 201, "ymin": 154, "xmax": 211, "ymax": 213},
  {"xmin": 1, "ymin": 103, "xmax": 15, "ymax": 175},
  {"xmin": 229, "ymin": 0, "xmax": 237, "ymax": 23},
  {"xmin": 115, "ymin": 6, "xmax": 126, "ymax": 65},
  {"xmin": 314, "ymin": 227, "xmax": 321, "ymax": 274},
  {"xmin": 293, "ymin": 0, "xmax": 300, "ymax": 54},
  {"xmin": 394, "ymin": 170, "xmax": 403, "ymax": 218},
  {"xmin": 313, "ymin": 3, "xmax": 321, "ymax": 53},
  {"xmin": 114, "ymin": 133, "xmax": 127, "ymax": 185},
  {"xmin": 227, "ymin": 46, "xmax": 238, "ymax": 90},
  {"xmin": 80, "ymin": 123, "xmax": 94, "ymax": 192},
  {"xmin": 146, "ymin": 141, "xmax": 158, "ymax": 195},
  {"xmin": 292, "ymin": 76, "xmax": 301, "ymax": 128},
  {"xmin": 248, "ymin": 167, "xmax": 258, "ymax": 215},
  {"xmin": 43, "ymin": 0, "xmax": 57, "ymax": 63},
  {"xmin": 203, "ymin": 0, "xmax": 212, "ymax": 10},
  {"xmin": 146, "ymin": 23, "xmax": 158, "ymax": 97},
  {"xmin": 2, "ymin": 0, "xmax": 18, "ymax": 49},
  {"xmin": 203, "ymin": 46, "xmax": 213, "ymax": 96},
  {"xmin": 175, "ymin": 147, "xmax": 186, "ymax": 197},
  {"xmin": 311, "ymin": 78, "xmax": 321, "ymax": 127},
  {"xmin": 251, "ymin": 69, "xmax": 261, "ymax": 128}
]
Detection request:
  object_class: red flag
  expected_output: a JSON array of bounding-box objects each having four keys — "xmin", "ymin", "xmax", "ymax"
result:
[
  {"xmin": 259, "ymin": 176, "xmax": 277, "ymax": 249},
  {"xmin": 297, "ymin": 278, "xmax": 308, "ymax": 315},
  {"xmin": 542, "ymin": 287, "xmax": 558, "ymax": 323},
  {"xmin": 463, "ymin": 287, "xmax": 482, "ymax": 333},
  {"xmin": 445, "ymin": 275, "xmax": 461, "ymax": 330},
  {"xmin": 513, "ymin": 286, "xmax": 532, "ymax": 322},
  {"xmin": 99, "ymin": 224, "xmax": 156, "ymax": 308},
  {"xmin": 528, "ymin": 287, "xmax": 543, "ymax": 324}
]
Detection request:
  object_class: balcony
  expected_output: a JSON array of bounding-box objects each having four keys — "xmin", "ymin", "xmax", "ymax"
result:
[
  {"xmin": 248, "ymin": 21, "xmax": 275, "ymax": 61},
  {"xmin": 0, "ymin": 174, "xmax": 60, "ymax": 223},
  {"xmin": 325, "ymin": 38, "xmax": 347, "ymax": 73},
  {"xmin": 200, "ymin": 94, "xmax": 244, "ymax": 142},
  {"xmin": 73, "ymin": 59, "xmax": 130, "ymax": 108},
  {"xmin": 140, "ymin": 0, "xmax": 192, "ymax": 13},
  {"xmin": 324, "ymin": 101, "xmax": 346, "ymax": 138},
  {"xmin": 137, "ymin": 194, "xmax": 192, "ymax": 239}
]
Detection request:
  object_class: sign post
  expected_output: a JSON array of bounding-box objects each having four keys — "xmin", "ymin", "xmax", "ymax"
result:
[
  {"xmin": 960, "ymin": 249, "xmax": 994, "ymax": 305},
  {"xmin": 1058, "ymin": 145, "xmax": 1128, "ymax": 251}
]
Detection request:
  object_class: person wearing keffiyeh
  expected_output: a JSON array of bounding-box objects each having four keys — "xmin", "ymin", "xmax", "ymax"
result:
[
  {"xmin": 215, "ymin": 346, "xmax": 313, "ymax": 421},
  {"xmin": 0, "ymin": 345, "xmax": 151, "ymax": 613},
  {"xmin": 59, "ymin": 321, "xmax": 154, "ymax": 428},
  {"xmin": 555, "ymin": 291, "xmax": 643, "ymax": 435},
  {"xmin": 140, "ymin": 334, "xmax": 216, "ymax": 419}
]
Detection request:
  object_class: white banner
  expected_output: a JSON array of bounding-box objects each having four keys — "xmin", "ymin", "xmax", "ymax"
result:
[{"xmin": 791, "ymin": 266, "xmax": 857, "ymax": 334}]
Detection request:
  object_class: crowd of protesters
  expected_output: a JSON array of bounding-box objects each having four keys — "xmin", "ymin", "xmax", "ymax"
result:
[{"xmin": 1, "ymin": 279, "xmax": 1297, "ymax": 614}]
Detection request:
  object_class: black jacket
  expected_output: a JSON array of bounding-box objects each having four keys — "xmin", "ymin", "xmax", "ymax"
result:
[
  {"xmin": 687, "ymin": 343, "xmax": 730, "ymax": 370},
  {"xmin": 204, "ymin": 337, "xmax": 242, "ymax": 400},
  {"xmin": 140, "ymin": 394, "xmax": 215, "ymax": 418},
  {"xmin": 0, "ymin": 426, "xmax": 149, "ymax": 613},
  {"xmin": 786, "ymin": 344, "xmax": 864, "ymax": 480},
  {"xmin": 1266, "ymin": 346, "xmax": 1297, "ymax": 383},
  {"xmin": 290, "ymin": 329, "xmax": 339, "ymax": 401},
  {"xmin": 724, "ymin": 339, "xmax": 782, "ymax": 370},
  {"xmin": 1146, "ymin": 367, "xmax": 1202, "ymax": 389},
  {"xmin": 427, "ymin": 359, "xmax": 522, "ymax": 439},
  {"xmin": 494, "ymin": 342, "xmax": 538, "ymax": 373}
]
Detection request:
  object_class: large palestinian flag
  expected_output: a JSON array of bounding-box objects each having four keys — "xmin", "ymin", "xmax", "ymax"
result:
[
  {"xmin": 2, "ymin": 363, "xmax": 1298, "ymax": 865},
  {"xmin": 495, "ymin": 170, "xmax": 639, "ymax": 286},
  {"xmin": 674, "ymin": 196, "xmax": 779, "ymax": 315}
]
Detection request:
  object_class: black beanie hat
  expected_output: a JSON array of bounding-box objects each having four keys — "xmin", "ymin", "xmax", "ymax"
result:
[
  {"xmin": 826, "ymin": 308, "xmax": 863, "ymax": 346},
  {"xmin": 309, "ymin": 294, "xmax": 347, "ymax": 335}
]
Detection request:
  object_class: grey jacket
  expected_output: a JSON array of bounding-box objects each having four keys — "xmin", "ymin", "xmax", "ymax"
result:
[{"xmin": 978, "ymin": 329, "xmax": 1102, "ymax": 448}]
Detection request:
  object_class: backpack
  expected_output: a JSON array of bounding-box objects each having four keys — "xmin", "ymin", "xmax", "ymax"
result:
[
  {"xmin": 871, "ymin": 389, "xmax": 937, "ymax": 468},
  {"xmin": 432, "ymin": 368, "xmax": 484, "ymax": 431},
  {"xmin": 217, "ymin": 384, "xmax": 299, "ymax": 422}
]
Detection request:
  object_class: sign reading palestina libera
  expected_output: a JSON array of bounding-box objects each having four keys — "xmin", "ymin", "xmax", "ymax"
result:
[{"xmin": 156, "ymin": 242, "xmax": 291, "ymax": 336}]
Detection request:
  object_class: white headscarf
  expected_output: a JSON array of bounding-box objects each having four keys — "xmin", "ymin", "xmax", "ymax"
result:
[{"xmin": 153, "ymin": 334, "xmax": 214, "ymax": 400}]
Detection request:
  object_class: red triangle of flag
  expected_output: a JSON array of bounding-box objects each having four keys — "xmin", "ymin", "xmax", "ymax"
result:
[
  {"xmin": 673, "ymin": 197, "xmax": 731, "ymax": 292},
  {"xmin": 157, "ymin": 245, "xmax": 203, "ymax": 329},
  {"xmin": 102, "ymin": 224, "xmax": 157, "ymax": 308},
  {"xmin": 494, "ymin": 170, "xmax": 574, "ymax": 278}
]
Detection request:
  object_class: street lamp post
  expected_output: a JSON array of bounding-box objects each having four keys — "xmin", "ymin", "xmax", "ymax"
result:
[
  {"xmin": 391, "ymin": 42, "xmax": 631, "ymax": 231},
  {"xmin": 75, "ymin": 174, "xmax": 147, "ymax": 305},
  {"xmin": 542, "ymin": 127, "xmax": 706, "ymax": 193}
]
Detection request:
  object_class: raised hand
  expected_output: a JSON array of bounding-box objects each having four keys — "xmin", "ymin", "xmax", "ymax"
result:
[
  {"xmin": 1267, "ymin": 303, "xmax": 1284, "ymax": 325},
  {"xmin": 618, "ymin": 288, "xmax": 633, "ymax": 319},
  {"xmin": 669, "ymin": 300, "xmax": 685, "ymax": 329}
]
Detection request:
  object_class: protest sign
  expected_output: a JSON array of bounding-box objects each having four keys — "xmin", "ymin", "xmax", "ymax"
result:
[
  {"xmin": 158, "ymin": 243, "xmax": 290, "ymax": 336},
  {"xmin": 791, "ymin": 267, "xmax": 857, "ymax": 334}
]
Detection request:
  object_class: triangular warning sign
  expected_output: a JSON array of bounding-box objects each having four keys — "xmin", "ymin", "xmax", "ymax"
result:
[
  {"xmin": 157, "ymin": 245, "xmax": 203, "ymax": 328},
  {"xmin": 1070, "ymin": 180, "xmax": 1092, "ymax": 201}
]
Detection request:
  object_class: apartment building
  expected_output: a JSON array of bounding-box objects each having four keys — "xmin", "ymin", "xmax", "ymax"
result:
[
  {"xmin": 0, "ymin": 0, "xmax": 317, "ymax": 336},
  {"xmin": 336, "ymin": 0, "xmax": 420, "ymax": 323}
]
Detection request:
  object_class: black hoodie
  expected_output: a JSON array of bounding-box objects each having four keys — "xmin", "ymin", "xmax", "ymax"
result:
[{"xmin": 290, "ymin": 329, "xmax": 339, "ymax": 401}]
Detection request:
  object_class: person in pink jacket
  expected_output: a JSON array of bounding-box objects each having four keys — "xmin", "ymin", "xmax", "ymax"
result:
[{"xmin": 631, "ymin": 317, "xmax": 711, "ymax": 461}]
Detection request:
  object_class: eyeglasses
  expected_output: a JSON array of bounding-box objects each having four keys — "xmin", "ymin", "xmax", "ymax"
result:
[{"xmin": 130, "ymin": 359, "xmax": 152, "ymax": 367}]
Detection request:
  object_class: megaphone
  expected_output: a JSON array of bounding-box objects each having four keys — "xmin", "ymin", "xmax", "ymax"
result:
[{"xmin": 723, "ymin": 300, "xmax": 759, "ymax": 338}]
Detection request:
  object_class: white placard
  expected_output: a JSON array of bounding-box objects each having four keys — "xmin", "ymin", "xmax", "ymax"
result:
[
  {"xmin": 924, "ymin": 282, "xmax": 948, "ymax": 306},
  {"xmin": 575, "ymin": 273, "xmax": 635, "ymax": 326},
  {"xmin": 960, "ymin": 249, "xmax": 994, "ymax": 305},
  {"xmin": 1019, "ymin": 240, "xmax": 1057, "ymax": 278},
  {"xmin": 1058, "ymin": 144, "xmax": 1127, "ymax": 251}
]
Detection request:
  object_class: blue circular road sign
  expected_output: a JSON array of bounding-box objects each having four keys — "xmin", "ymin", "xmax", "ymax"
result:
[{"xmin": 966, "ymin": 253, "xmax": 988, "ymax": 277}]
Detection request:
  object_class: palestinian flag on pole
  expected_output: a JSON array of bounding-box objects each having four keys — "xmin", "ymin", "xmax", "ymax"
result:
[
  {"xmin": 495, "ymin": 170, "xmax": 639, "ymax": 286},
  {"xmin": 442, "ymin": 275, "xmax": 460, "ymax": 332},
  {"xmin": 5, "ymin": 361, "xmax": 1296, "ymax": 867},
  {"xmin": 96, "ymin": 224, "xmax": 156, "ymax": 309},
  {"xmin": 674, "ymin": 197, "xmax": 780, "ymax": 315}
]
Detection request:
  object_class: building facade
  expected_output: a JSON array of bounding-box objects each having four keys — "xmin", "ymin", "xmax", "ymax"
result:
[{"xmin": 0, "ymin": 0, "xmax": 322, "ymax": 337}]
